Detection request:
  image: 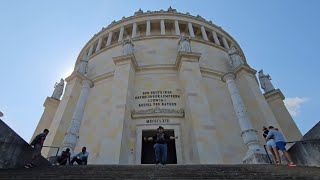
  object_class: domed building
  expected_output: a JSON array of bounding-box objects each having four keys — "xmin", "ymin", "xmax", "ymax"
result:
[{"xmin": 32, "ymin": 7, "xmax": 302, "ymax": 165}]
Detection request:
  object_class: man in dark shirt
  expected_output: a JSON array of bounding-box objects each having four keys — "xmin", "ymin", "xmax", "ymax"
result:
[
  {"xmin": 25, "ymin": 129, "xmax": 49, "ymax": 168},
  {"xmin": 144, "ymin": 126, "xmax": 178, "ymax": 165},
  {"xmin": 57, "ymin": 148, "xmax": 71, "ymax": 165}
]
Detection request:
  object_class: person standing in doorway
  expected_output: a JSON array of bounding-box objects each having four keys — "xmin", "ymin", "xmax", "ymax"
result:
[
  {"xmin": 25, "ymin": 129, "xmax": 49, "ymax": 168},
  {"xmin": 144, "ymin": 126, "xmax": 178, "ymax": 165}
]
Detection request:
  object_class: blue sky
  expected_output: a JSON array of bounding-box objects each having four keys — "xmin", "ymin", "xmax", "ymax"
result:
[{"xmin": 0, "ymin": 0, "xmax": 319, "ymax": 141}]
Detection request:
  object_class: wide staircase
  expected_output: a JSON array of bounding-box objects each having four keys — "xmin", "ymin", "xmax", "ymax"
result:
[{"xmin": 0, "ymin": 164, "xmax": 319, "ymax": 179}]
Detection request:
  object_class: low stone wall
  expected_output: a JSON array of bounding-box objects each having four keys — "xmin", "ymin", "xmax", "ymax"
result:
[
  {"xmin": 288, "ymin": 121, "xmax": 320, "ymax": 166},
  {"xmin": 0, "ymin": 119, "xmax": 51, "ymax": 169}
]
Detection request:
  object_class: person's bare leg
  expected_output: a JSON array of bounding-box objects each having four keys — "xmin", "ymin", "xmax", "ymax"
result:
[
  {"xmin": 272, "ymin": 147, "xmax": 281, "ymax": 164},
  {"xmin": 283, "ymin": 151, "xmax": 294, "ymax": 163},
  {"xmin": 269, "ymin": 147, "xmax": 277, "ymax": 164}
]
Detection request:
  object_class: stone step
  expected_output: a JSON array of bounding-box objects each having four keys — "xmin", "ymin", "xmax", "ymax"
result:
[{"xmin": 0, "ymin": 165, "xmax": 319, "ymax": 180}]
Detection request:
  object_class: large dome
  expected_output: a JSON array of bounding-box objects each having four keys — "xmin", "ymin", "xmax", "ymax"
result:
[
  {"xmin": 75, "ymin": 7, "xmax": 245, "ymax": 73},
  {"xmin": 33, "ymin": 7, "xmax": 301, "ymax": 165}
]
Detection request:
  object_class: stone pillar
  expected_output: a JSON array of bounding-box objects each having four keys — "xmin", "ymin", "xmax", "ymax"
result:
[
  {"xmin": 98, "ymin": 54, "xmax": 137, "ymax": 164},
  {"xmin": 30, "ymin": 97, "xmax": 60, "ymax": 142},
  {"xmin": 222, "ymin": 72, "xmax": 267, "ymax": 164},
  {"xmin": 146, "ymin": 20, "xmax": 151, "ymax": 36},
  {"xmin": 222, "ymin": 36, "xmax": 230, "ymax": 49},
  {"xmin": 87, "ymin": 44, "xmax": 94, "ymax": 57},
  {"xmin": 201, "ymin": 26, "xmax": 208, "ymax": 41},
  {"xmin": 264, "ymin": 89, "xmax": 302, "ymax": 142},
  {"xmin": 188, "ymin": 22, "xmax": 195, "ymax": 38},
  {"xmin": 174, "ymin": 20, "xmax": 180, "ymax": 36},
  {"xmin": 176, "ymin": 52, "xmax": 222, "ymax": 164},
  {"xmin": 160, "ymin": 19, "xmax": 165, "ymax": 35},
  {"xmin": 118, "ymin": 26, "xmax": 124, "ymax": 42},
  {"xmin": 212, "ymin": 31, "xmax": 220, "ymax": 45},
  {"xmin": 106, "ymin": 31, "xmax": 113, "ymax": 46},
  {"xmin": 62, "ymin": 78, "xmax": 93, "ymax": 153},
  {"xmin": 95, "ymin": 38, "xmax": 102, "ymax": 52},
  {"xmin": 132, "ymin": 22, "xmax": 137, "ymax": 38}
]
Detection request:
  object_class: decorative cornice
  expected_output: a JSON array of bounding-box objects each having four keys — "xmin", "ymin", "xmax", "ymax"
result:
[
  {"xmin": 112, "ymin": 54, "xmax": 138, "ymax": 71},
  {"xmin": 200, "ymin": 67, "xmax": 224, "ymax": 78},
  {"xmin": 88, "ymin": 35, "xmax": 229, "ymax": 62},
  {"xmin": 234, "ymin": 64, "xmax": 257, "ymax": 76},
  {"xmin": 65, "ymin": 71, "xmax": 94, "ymax": 88},
  {"xmin": 77, "ymin": 9, "xmax": 245, "ymax": 62},
  {"xmin": 263, "ymin": 89, "xmax": 285, "ymax": 101},
  {"xmin": 65, "ymin": 71, "xmax": 85, "ymax": 83},
  {"xmin": 221, "ymin": 72, "xmax": 236, "ymax": 82},
  {"xmin": 92, "ymin": 71, "xmax": 114, "ymax": 83},
  {"xmin": 131, "ymin": 107, "xmax": 185, "ymax": 119},
  {"xmin": 175, "ymin": 52, "xmax": 202, "ymax": 70},
  {"xmin": 44, "ymin": 97, "xmax": 60, "ymax": 107}
]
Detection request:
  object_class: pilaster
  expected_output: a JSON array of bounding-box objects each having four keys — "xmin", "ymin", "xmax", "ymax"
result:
[
  {"xmin": 98, "ymin": 54, "xmax": 137, "ymax": 164},
  {"xmin": 175, "ymin": 52, "xmax": 222, "ymax": 164},
  {"xmin": 264, "ymin": 89, "xmax": 302, "ymax": 142},
  {"xmin": 30, "ymin": 97, "xmax": 60, "ymax": 142}
]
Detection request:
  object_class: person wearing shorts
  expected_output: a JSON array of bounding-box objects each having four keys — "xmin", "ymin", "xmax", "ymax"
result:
[
  {"xmin": 262, "ymin": 126, "xmax": 279, "ymax": 164},
  {"xmin": 266, "ymin": 126, "xmax": 296, "ymax": 166}
]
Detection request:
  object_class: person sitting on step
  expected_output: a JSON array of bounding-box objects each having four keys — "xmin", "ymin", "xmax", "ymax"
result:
[
  {"xmin": 57, "ymin": 148, "xmax": 71, "ymax": 165},
  {"xmin": 70, "ymin": 147, "xmax": 89, "ymax": 165}
]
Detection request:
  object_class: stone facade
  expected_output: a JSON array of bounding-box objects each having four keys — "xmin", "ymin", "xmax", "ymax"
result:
[{"xmin": 32, "ymin": 8, "xmax": 302, "ymax": 164}]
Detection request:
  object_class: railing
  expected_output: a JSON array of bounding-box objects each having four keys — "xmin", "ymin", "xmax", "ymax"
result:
[
  {"xmin": 0, "ymin": 141, "xmax": 60, "ymax": 159},
  {"xmin": 263, "ymin": 139, "xmax": 320, "ymax": 164},
  {"xmin": 42, "ymin": 145, "xmax": 60, "ymax": 159}
]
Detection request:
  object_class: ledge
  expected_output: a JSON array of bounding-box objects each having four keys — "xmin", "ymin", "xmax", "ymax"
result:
[
  {"xmin": 264, "ymin": 89, "xmax": 285, "ymax": 101},
  {"xmin": 175, "ymin": 52, "xmax": 202, "ymax": 70},
  {"xmin": 131, "ymin": 107, "xmax": 185, "ymax": 119},
  {"xmin": 112, "ymin": 54, "xmax": 138, "ymax": 71}
]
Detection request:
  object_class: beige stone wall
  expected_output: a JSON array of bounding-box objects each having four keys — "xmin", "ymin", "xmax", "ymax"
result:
[
  {"xmin": 75, "ymin": 78, "xmax": 113, "ymax": 163},
  {"xmin": 42, "ymin": 77, "xmax": 82, "ymax": 157},
  {"xmin": 31, "ymin": 97, "xmax": 59, "ymax": 142},
  {"xmin": 34, "ymin": 12, "xmax": 302, "ymax": 164},
  {"xmin": 264, "ymin": 90, "xmax": 302, "ymax": 142},
  {"xmin": 235, "ymin": 69, "xmax": 283, "ymax": 143},
  {"xmin": 204, "ymin": 76, "xmax": 246, "ymax": 163}
]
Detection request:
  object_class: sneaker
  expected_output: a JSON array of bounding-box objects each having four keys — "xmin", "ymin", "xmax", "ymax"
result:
[
  {"xmin": 25, "ymin": 163, "xmax": 34, "ymax": 168},
  {"xmin": 288, "ymin": 163, "xmax": 297, "ymax": 167}
]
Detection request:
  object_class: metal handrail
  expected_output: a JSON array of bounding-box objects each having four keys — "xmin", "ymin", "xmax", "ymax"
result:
[
  {"xmin": 42, "ymin": 145, "xmax": 60, "ymax": 158},
  {"xmin": 0, "ymin": 141, "xmax": 60, "ymax": 159},
  {"xmin": 263, "ymin": 138, "xmax": 320, "ymax": 164}
]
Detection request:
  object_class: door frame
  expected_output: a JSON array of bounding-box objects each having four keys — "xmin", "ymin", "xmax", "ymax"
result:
[{"xmin": 135, "ymin": 125, "xmax": 183, "ymax": 164}]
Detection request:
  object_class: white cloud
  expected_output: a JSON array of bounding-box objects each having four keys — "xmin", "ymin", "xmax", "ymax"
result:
[{"xmin": 284, "ymin": 97, "xmax": 308, "ymax": 117}]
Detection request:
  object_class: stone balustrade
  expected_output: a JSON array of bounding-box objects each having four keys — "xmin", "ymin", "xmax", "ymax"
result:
[{"xmin": 75, "ymin": 8, "xmax": 241, "ymax": 64}]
